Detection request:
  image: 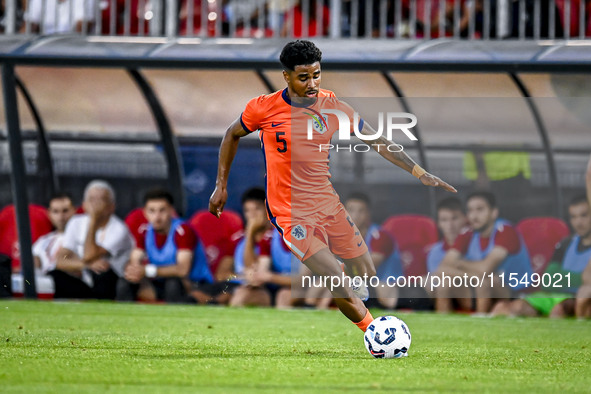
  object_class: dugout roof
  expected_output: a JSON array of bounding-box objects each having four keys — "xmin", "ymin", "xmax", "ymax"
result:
[{"xmin": 0, "ymin": 36, "xmax": 590, "ymax": 71}]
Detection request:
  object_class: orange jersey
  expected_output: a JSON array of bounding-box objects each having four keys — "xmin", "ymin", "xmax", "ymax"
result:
[{"xmin": 240, "ymin": 88, "xmax": 362, "ymax": 223}]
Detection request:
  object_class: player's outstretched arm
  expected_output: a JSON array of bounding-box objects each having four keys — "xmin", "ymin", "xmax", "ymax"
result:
[
  {"xmin": 359, "ymin": 123, "xmax": 457, "ymax": 193},
  {"xmin": 209, "ymin": 118, "xmax": 250, "ymax": 217}
]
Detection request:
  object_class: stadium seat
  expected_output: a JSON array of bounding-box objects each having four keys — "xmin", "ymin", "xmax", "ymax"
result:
[
  {"xmin": 188, "ymin": 210, "xmax": 243, "ymax": 275},
  {"xmin": 381, "ymin": 215, "xmax": 439, "ymax": 277},
  {"xmin": 516, "ymin": 217, "xmax": 570, "ymax": 276},
  {"xmin": 0, "ymin": 204, "xmax": 53, "ymax": 272}
]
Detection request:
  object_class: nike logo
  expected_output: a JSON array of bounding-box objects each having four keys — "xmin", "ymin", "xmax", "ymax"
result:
[
  {"xmin": 271, "ymin": 122, "xmax": 286, "ymax": 127},
  {"xmin": 357, "ymin": 241, "xmax": 363, "ymax": 247}
]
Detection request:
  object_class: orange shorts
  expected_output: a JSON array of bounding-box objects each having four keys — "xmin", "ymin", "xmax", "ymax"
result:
[{"xmin": 271, "ymin": 202, "xmax": 368, "ymax": 261}]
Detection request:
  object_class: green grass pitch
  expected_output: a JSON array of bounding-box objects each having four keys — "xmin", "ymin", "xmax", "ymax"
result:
[{"xmin": 1, "ymin": 301, "xmax": 590, "ymax": 393}]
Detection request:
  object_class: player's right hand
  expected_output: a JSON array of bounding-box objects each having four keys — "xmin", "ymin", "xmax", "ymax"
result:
[{"xmin": 208, "ymin": 186, "xmax": 228, "ymax": 218}]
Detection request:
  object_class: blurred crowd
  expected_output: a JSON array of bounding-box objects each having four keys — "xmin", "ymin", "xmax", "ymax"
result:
[
  {"xmin": 1, "ymin": 153, "xmax": 590, "ymax": 319},
  {"xmin": 2, "ymin": 0, "xmax": 591, "ymax": 39}
]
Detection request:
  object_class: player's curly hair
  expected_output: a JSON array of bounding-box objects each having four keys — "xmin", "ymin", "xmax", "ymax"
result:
[{"xmin": 280, "ymin": 40, "xmax": 322, "ymax": 71}]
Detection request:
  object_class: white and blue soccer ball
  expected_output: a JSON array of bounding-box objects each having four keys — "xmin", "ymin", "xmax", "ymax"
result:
[{"xmin": 363, "ymin": 316, "xmax": 411, "ymax": 359}]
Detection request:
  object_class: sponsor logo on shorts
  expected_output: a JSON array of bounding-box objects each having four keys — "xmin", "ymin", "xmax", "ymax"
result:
[{"xmin": 292, "ymin": 225, "xmax": 307, "ymax": 240}]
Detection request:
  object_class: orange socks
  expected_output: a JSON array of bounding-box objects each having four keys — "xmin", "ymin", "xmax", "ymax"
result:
[{"xmin": 354, "ymin": 309, "xmax": 374, "ymax": 332}]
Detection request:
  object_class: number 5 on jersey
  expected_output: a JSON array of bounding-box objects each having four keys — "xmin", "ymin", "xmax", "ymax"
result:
[{"xmin": 276, "ymin": 132, "xmax": 287, "ymax": 153}]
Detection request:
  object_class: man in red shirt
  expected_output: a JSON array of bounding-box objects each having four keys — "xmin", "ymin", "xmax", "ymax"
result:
[
  {"xmin": 118, "ymin": 189, "xmax": 210, "ymax": 303},
  {"xmin": 433, "ymin": 192, "xmax": 531, "ymax": 313}
]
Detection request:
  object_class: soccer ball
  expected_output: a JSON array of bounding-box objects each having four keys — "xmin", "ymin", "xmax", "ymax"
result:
[{"xmin": 363, "ymin": 316, "xmax": 411, "ymax": 359}]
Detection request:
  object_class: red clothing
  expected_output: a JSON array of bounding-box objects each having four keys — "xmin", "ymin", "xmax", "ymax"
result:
[
  {"xmin": 136, "ymin": 222, "xmax": 197, "ymax": 251},
  {"xmin": 287, "ymin": 4, "xmax": 330, "ymax": 37},
  {"xmin": 230, "ymin": 228, "xmax": 273, "ymax": 257},
  {"xmin": 453, "ymin": 224, "xmax": 521, "ymax": 255}
]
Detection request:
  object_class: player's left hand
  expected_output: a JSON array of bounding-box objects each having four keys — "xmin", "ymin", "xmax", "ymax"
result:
[{"xmin": 419, "ymin": 173, "xmax": 457, "ymax": 193}]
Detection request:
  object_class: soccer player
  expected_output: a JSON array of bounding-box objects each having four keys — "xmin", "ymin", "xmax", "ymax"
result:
[
  {"xmin": 491, "ymin": 195, "xmax": 591, "ymax": 318},
  {"xmin": 209, "ymin": 40, "xmax": 456, "ymax": 332},
  {"xmin": 433, "ymin": 192, "xmax": 532, "ymax": 314}
]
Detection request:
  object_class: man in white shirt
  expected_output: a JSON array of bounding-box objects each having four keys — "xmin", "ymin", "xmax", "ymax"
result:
[
  {"xmin": 33, "ymin": 192, "xmax": 76, "ymax": 275},
  {"xmin": 23, "ymin": 0, "xmax": 95, "ymax": 34},
  {"xmin": 54, "ymin": 180, "xmax": 133, "ymax": 299}
]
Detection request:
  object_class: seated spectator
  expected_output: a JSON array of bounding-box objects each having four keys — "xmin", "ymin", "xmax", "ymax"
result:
[
  {"xmin": 345, "ymin": 192, "xmax": 401, "ymax": 309},
  {"xmin": 0, "ymin": 204, "xmax": 53, "ymax": 273},
  {"xmin": 53, "ymin": 180, "xmax": 133, "ymax": 299},
  {"xmin": 433, "ymin": 192, "xmax": 532, "ymax": 314},
  {"xmin": 23, "ymin": 0, "xmax": 96, "ymax": 34},
  {"xmin": 426, "ymin": 197, "xmax": 470, "ymax": 311},
  {"xmin": 187, "ymin": 209, "xmax": 243, "ymax": 291},
  {"xmin": 229, "ymin": 188, "xmax": 293, "ymax": 308},
  {"xmin": 29, "ymin": 192, "xmax": 76, "ymax": 295},
  {"xmin": 427, "ymin": 197, "xmax": 467, "ymax": 273},
  {"xmin": 117, "ymin": 189, "xmax": 212, "ymax": 303},
  {"xmin": 492, "ymin": 195, "xmax": 591, "ymax": 318}
]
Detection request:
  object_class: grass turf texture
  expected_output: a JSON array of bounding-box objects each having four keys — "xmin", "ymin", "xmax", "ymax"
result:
[{"xmin": 1, "ymin": 301, "xmax": 590, "ymax": 393}]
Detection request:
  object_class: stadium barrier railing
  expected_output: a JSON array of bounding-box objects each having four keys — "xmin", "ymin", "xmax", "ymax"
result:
[{"xmin": 2, "ymin": 0, "xmax": 591, "ymax": 40}]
